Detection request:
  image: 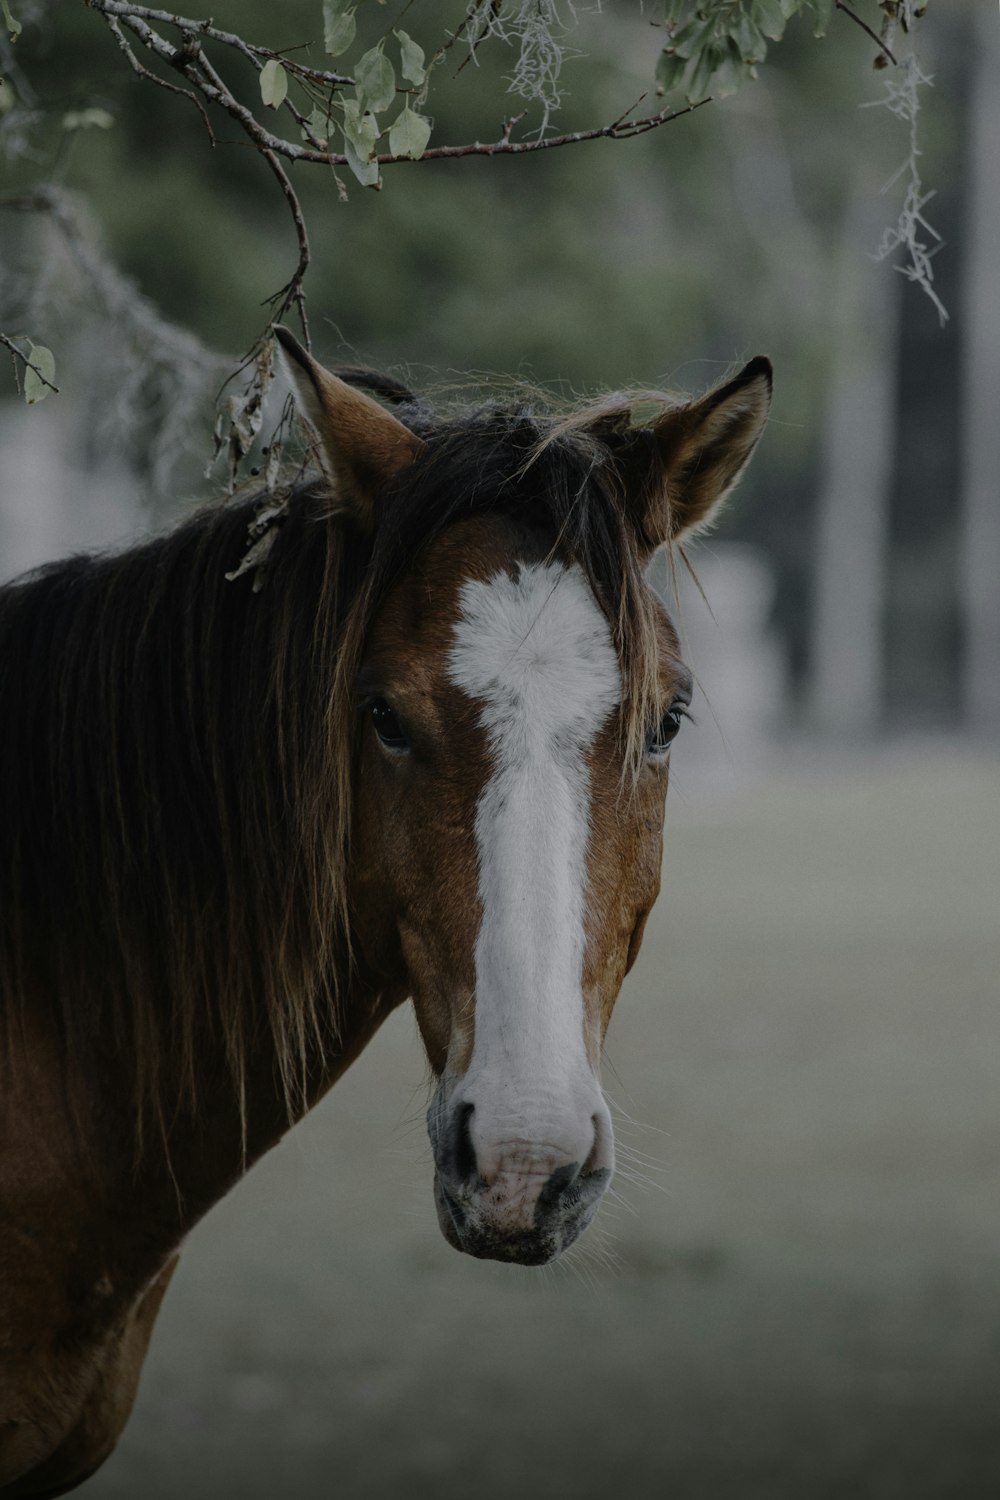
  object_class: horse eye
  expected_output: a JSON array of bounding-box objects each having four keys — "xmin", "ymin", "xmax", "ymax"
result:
[
  {"xmin": 369, "ymin": 698, "xmax": 408, "ymax": 752},
  {"xmin": 645, "ymin": 704, "xmax": 685, "ymax": 757}
]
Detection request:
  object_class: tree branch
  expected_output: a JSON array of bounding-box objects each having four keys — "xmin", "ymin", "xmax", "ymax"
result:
[
  {"xmin": 0, "ymin": 188, "xmax": 227, "ymax": 379},
  {"xmin": 80, "ymin": 0, "xmax": 708, "ymax": 356},
  {"xmin": 0, "ymin": 331, "xmax": 60, "ymax": 394},
  {"xmin": 835, "ymin": 0, "xmax": 898, "ymax": 68},
  {"xmin": 1, "ymin": 187, "xmax": 236, "ymax": 490},
  {"xmin": 381, "ymin": 97, "xmax": 711, "ymax": 161},
  {"xmin": 261, "ymin": 150, "xmax": 311, "ymax": 347},
  {"xmin": 103, "ymin": 11, "xmax": 216, "ymax": 142},
  {"xmin": 86, "ymin": 0, "xmax": 705, "ymax": 169},
  {"xmin": 85, "ymin": 0, "xmax": 353, "ymax": 88}
]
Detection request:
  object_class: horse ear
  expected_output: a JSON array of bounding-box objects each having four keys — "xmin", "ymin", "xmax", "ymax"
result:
[
  {"xmin": 623, "ymin": 357, "xmax": 772, "ymax": 552},
  {"xmin": 275, "ymin": 325, "xmax": 424, "ymax": 529}
]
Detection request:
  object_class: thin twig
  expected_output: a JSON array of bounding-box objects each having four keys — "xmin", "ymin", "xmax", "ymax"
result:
[
  {"xmin": 85, "ymin": 0, "xmax": 353, "ymax": 86},
  {"xmin": 94, "ymin": 3, "xmax": 706, "ymax": 169},
  {"xmin": 79, "ymin": 0, "xmax": 710, "ymax": 409},
  {"xmin": 501, "ymin": 110, "xmax": 527, "ymax": 143},
  {"xmin": 0, "ymin": 331, "xmax": 60, "ymax": 394},
  {"xmin": 435, "ymin": 3, "xmax": 489, "ymax": 66},
  {"xmin": 0, "ymin": 187, "xmax": 228, "ymax": 377},
  {"xmin": 376, "ymin": 98, "xmax": 710, "ymax": 162},
  {"xmin": 187, "ymin": 38, "xmax": 288, "ymax": 147},
  {"xmin": 105, "ymin": 13, "xmax": 216, "ymax": 142},
  {"xmin": 835, "ymin": 0, "xmax": 898, "ymax": 67},
  {"xmin": 456, "ymin": 0, "xmax": 503, "ymax": 75},
  {"xmin": 260, "ymin": 149, "xmax": 311, "ymax": 346}
]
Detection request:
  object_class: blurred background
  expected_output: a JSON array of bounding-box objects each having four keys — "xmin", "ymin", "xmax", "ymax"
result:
[{"xmin": 1, "ymin": 1, "xmax": 998, "ymax": 1496}]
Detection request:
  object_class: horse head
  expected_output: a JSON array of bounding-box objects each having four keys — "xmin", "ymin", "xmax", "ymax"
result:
[{"xmin": 280, "ymin": 329, "xmax": 771, "ymax": 1266}]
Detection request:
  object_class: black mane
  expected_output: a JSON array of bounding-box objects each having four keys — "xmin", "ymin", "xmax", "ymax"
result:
[{"xmin": 0, "ymin": 377, "xmax": 663, "ymax": 1138}]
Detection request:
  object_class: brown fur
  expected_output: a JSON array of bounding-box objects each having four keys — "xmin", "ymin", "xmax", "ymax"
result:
[
  {"xmin": 0, "ymin": 346, "xmax": 769, "ymax": 1494},
  {"xmin": 274, "ymin": 327, "xmax": 424, "ymax": 525}
]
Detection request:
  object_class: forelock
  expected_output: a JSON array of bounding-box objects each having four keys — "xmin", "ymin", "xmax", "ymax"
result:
[{"xmin": 353, "ymin": 402, "xmax": 667, "ymax": 780}]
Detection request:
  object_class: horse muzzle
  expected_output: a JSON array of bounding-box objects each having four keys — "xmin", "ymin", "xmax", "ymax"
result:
[{"xmin": 427, "ymin": 1084, "xmax": 614, "ymax": 1265}]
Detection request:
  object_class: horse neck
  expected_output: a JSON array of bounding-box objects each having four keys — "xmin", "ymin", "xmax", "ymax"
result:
[
  {"xmin": 170, "ymin": 969, "xmax": 404, "ymax": 1216},
  {"xmin": 33, "ymin": 962, "xmax": 407, "ymax": 1298},
  {"xmin": 0, "ymin": 495, "xmax": 382, "ymax": 1261}
]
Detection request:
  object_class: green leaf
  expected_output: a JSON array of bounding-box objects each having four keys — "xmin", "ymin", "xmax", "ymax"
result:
[
  {"xmin": 0, "ymin": 0, "xmax": 21, "ymax": 42},
  {"xmin": 734, "ymin": 10, "xmax": 768, "ymax": 62},
  {"xmin": 778, "ymin": 0, "xmax": 800, "ymax": 16},
  {"xmin": 711, "ymin": 37, "xmax": 749, "ymax": 98},
  {"xmin": 342, "ymin": 98, "xmax": 379, "ymax": 156},
  {"xmin": 395, "ymin": 29, "xmax": 426, "ymax": 86},
  {"xmin": 686, "ymin": 41, "xmax": 719, "ymax": 101},
  {"xmin": 661, "ymin": 0, "xmax": 689, "ymax": 24},
  {"xmin": 810, "ymin": 0, "xmax": 834, "ymax": 36},
  {"xmin": 388, "ymin": 103, "xmax": 431, "ymax": 159},
  {"xmin": 259, "ymin": 59, "xmax": 288, "ymax": 110},
  {"xmin": 23, "ymin": 343, "xmax": 56, "ymax": 405},
  {"xmin": 343, "ymin": 135, "xmax": 379, "ymax": 187},
  {"xmin": 323, "ymin": 4, "xmax": 356, "ymax": 58},
  {"xmin": 752, "ymin": 0, "xmax": 788, "ymax": 42},
  {"xmin": 655, "ymin": 48, "xmax": 688, "ymax": 95},
  {"xmin": 303, "ymin": 106, "xmax": 330, "ymax": 147},
  {"xmin": 62, "ymin": 107, "xmax": 114, "ymax": 132},
  {"xmin": 0, "ymin": 78, "xmax": 16, "ymax": 117},
  {"xmin": 355, "ymin": 45, "xmax": 396, "ymax": 114},
  {"xmin": 670, "ymin": 14, "xmax": 717, "ymax": 60}
]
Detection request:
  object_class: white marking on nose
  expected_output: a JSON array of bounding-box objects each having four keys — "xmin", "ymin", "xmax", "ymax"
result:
[{"xmin": 447, "ymin": 561, "xmax": 620, "ymax": 1173}]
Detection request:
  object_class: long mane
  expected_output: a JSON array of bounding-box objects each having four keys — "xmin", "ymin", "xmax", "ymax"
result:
[{"xmin": 0, "ymin": 377, "xmax": 665, "ymax": 1138}]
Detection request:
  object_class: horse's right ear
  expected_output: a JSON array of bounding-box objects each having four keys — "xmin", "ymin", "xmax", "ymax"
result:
[
  {"xmin": 275, "ymin": 326, "xmax": 424, "ymax": 530},
  {"xmin": 620, "ymin": 357, "xmax": 772, "ymax": 554}
]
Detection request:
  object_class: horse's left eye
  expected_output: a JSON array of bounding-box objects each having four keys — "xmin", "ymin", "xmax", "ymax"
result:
[
  {"xmin": 645, "ymin": 705, "xmax": 685, "ymax": 758},
  {"xmin": 369, "ymin": 698, "xmax": 409, "ymax": 751}
]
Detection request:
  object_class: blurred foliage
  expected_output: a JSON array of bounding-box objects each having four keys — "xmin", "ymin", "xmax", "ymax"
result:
[
  {"xmin": 0, "ymin": 0, "xmax": 957, "ymax": 700},
  {"xmin": 1, "ymin": 2, "xmax": 935, "ymax": 364}
]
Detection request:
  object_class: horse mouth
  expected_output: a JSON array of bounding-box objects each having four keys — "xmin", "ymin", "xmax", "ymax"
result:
[{"xmin": 432, "ymin": 1166, "xmax": 611, "ymax": 1266}]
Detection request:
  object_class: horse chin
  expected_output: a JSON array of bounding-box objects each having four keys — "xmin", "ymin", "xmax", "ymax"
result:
[{"xmin": 432, "ymin": 1170, "xmax": 607, "ymax": 1267}]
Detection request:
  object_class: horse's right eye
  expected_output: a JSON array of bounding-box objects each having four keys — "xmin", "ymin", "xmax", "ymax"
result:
[
  {"xmin": 645, "ymin": 703, "xmax": 687, "ymax": 758},
  {"xmin": 370, "ymin": 699, "xmax": 409, "ymax": 752}
]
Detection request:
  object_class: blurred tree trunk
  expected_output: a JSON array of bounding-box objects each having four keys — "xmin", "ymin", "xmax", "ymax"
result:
[
  {"xmin": 808, "ymin": 180, "xmax": 899, "ymax": 737},
  {"xmin": 960, "ymin": 0, "xmax": 1000, "ymax": 736}
]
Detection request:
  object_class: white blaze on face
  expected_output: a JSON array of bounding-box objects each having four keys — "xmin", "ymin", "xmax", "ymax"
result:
[{"xmin": 447, "ymin": 561, "xmax": 621, "ymax": 1173}]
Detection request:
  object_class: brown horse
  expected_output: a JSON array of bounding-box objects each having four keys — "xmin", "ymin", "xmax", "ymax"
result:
[{"xmin": 0, "ymin": 329, "xmax": 770, "ymax": 1496}]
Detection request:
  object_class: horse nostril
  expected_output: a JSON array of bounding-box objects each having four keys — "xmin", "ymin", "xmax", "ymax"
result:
[
  {"xmin": 446, "ymin": 1101, "xmax": 477, "ymax": 1189},
  {"xmin": 583, "ymin": 1111, "xmax": 612, "ymax": 1177},
  {"xmin": 535, "ymin": 1159, "xmax": 584, "ymax": 1222}
]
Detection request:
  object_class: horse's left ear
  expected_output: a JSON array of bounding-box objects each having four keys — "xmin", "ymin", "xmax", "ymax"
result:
[
  {"xmin": 623, "ymin": 357, "xmax": 772, "ymax": 552},
  {"xmin": 275, "ymin": 325, "xmax": 424, "ymax": 530}
]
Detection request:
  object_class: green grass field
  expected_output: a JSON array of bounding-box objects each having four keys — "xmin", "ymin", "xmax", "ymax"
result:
[{"xmin": 87, "ymin": 748, "xmax": 1000, "ymax": 1500}]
